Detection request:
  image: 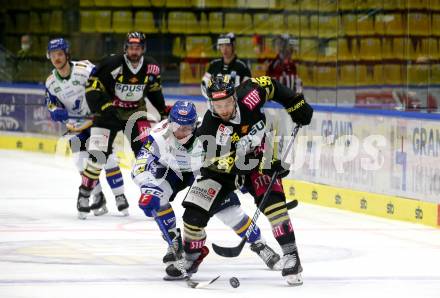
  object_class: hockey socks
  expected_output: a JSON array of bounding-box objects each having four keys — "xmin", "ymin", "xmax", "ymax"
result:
[{"xmin": 105, "ymin": 166, "xmax": 124, "ymax": 196}]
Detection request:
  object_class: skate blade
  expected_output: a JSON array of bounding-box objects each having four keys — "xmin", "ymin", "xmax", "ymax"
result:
[
  {"xmin": 163, "ymin": 275, "xmax": 187, "ymax": 281},
  {"xmin": 119, "ymin": 208, "xmax": 129, "ymax": 216},
  {"xmin": 78, "ymin": 212, "xmax": 88, "ymax": 220},
  {"xmin": 93, "ymin": 206, "xmax": 108, "ymax": 216},
  {"xmin": 285, "ymin": 273, "xmax": 303, "ymax": 286}
]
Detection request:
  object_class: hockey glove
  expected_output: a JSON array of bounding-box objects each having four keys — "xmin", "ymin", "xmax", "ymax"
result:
[
  {"xmin": 286, "ymin": 93, "xmax": 313, "ymax": 126},
  {"xmin": 138, "ymin": 193, "xmax": 160, "ymax": 217},
  {"xmin": 159, "ymin": 105, "xmax": 172, "ymax": 120},
  {"xmin": 260, "ymin": 158, "xmax": 290, "ymax": 179},
  {"xmin": 50, "ymin": 108, "xmax": 68, "ymax": 122}
]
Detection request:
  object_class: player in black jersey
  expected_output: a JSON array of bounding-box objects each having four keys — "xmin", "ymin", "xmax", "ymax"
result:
[
  {"xmin": 174, "ymin": 74, "xmax": 312, "ymax": 285},
  {"xmin": 200, "ymin": 33, "xmax": 251, "ymax": 99},
  {"xmin": 77, "ymin": 32, "xmax": 170, "ymax": 216}
]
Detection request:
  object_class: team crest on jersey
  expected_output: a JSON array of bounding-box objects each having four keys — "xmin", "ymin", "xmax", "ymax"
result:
[
  {"xmin": 242, "ymin": 89, "xmax": 261, "ymax": 110},
  {"xmin": 129, "ymin": 77, "xmax": 139, "ymax": 83},
  {"xmin": 216, "ymin": 124, "xmax": 232, "ymax": 145}
]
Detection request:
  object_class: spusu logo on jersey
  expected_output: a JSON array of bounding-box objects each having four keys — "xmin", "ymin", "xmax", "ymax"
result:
[{"xmin": 115, "ymin": 83, "xmax": 146, "ymax": 101}]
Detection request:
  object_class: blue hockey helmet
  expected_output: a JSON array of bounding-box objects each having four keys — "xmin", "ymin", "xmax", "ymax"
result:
[
  {"xmin": 169, "ymin": 101, "xmax": 197, "ymax": 127},
  {"xmin": 169, "ymin": 101, "xmax": 198, "ymax": 144},
  {"xmin": 46, "ymin": 38, "xmax": 70, "ymax": 59}
]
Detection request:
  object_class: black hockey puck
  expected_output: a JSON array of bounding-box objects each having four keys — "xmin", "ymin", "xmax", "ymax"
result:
[{"xmin": 229, "ymin": 277, "xmax": 240, "ymax": 288}]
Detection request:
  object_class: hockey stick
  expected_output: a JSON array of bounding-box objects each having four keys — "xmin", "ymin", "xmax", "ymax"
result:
[
  {"xmin": 212, "ymin": 125, "xmax": 301, "ymax": 258},
  {"xmin": 151, "ymin": 210, "xmax": 220, "ymax": 289}
]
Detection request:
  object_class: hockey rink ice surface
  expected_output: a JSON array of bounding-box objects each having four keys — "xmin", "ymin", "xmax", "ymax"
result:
[{"xmin": 1, "ymin": 149, "xmax": 439, "ymax": 298}]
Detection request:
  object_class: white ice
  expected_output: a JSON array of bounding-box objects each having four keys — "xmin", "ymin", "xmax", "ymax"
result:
[{"xmin": 0, "ymin": 149, "xmax": 439, "ymax": 298}]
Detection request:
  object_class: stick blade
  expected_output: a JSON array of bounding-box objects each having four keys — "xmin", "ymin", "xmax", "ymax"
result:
[
  {"xmin": 186, "ymin": 275, "xmax": 220, "ymax": 289},
  {"xmin": 286, "ymin": 199, "xmax": 298, "ymax": 210},
  {"xmin": 212, "ymin": 238, "xmax": 246, "ymax": 257}
]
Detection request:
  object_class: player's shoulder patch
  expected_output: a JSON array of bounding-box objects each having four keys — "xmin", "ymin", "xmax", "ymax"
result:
[
  {"xmin": 146, "ymin": 64, "xmax": 160, "ymax": 76},
  {"xmin": 73, "ymin": 61, "xmax": 95, "ymax": 80},
  {"xmin": 241, "ymin": 88, "xmax": 262, "ymax": 111},
  {"xmin": 45, "ymin": 74, "xmax": 55, "ymax": 88},
  {"xmin": 251, "ymin": 76, "xmax": 273, "ymax": 88},
  {"xmin": 75, "ymin": 60, "xmax": 95, "ymax": 69}
]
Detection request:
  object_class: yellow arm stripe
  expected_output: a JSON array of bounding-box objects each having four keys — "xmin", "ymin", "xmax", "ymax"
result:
[{"xmin": 101, "ymin": 102, "xmax": 113, "ymax": 111}]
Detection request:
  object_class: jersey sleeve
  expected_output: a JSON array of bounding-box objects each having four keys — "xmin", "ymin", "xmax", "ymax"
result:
[
  {"xmin": 144, "ymin": 59, "xmax": 167, "ymax": 115},
  {"xmin": 201, "ymin": 71, "xmax": 212, "ymax": 99},
  {"xmin": 73, "ymin": 60, "xmax": 97, "ymax": 86},
  {"xmin": 44, "ymin": 76, "xmax": 64, "ymax": 111},
  {"xmin": 45, "ymin": 88, "xmax": 62, "ymax": 112},
  {"xmin": 131, "ymin": 134, "xmax": 167, "ymax": 186},
  {"xmin": 93, "ymin": 55, "xmax": 120, "ymax": 97},
  {"xmin": 84, "ymin": 76, "xmax": 113, "ymax": 114},
  {"xmin": 251, "ymin": 76, "xmax": 313, "ymax": 126}
]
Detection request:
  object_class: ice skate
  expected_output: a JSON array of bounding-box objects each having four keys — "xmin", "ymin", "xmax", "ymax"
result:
[
  {"xmin": 90, "ymin": 191, "xmax": 108, "ymax": 216},
  {"xmin": 162, "ymin": 229, "xmax": 182, "ymax": 265},
  {"xmin": 115, "ymin": 194, "xmax": 129, "ymax": 216},
  {"xmin": 281, "ymin": 251, "xmax": 303, "ymax": 286},
  {"xmin": 250, "ymin": 240, "xmax": 281, "ymax": 270},
  {"xmin": 77, "ymin": 193, "xmax": 90, "ymax": 220}
]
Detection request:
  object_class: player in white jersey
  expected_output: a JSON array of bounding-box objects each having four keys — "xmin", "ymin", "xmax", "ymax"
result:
[
  {"xmin": 132, "ymin": 101, "xmax": 281, "ymax": 280},
  {"xmin": 45, "ymin": 38, "xmax": 127, "ymax": 219}
]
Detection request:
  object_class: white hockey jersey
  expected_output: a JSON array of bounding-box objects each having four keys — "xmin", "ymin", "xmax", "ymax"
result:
[
  {"xmin": 45, "ymin": 60, "xmax": 95, "ymax": 118},
  {"xmin": 132, "ymin": 120, "xmax": 204, "ymax": 187}
]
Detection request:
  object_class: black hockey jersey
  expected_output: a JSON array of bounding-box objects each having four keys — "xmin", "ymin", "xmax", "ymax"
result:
[
  {"xmin": 94, "ymin": 54, "xmax": 166, "ymax": 120},
  {"xmin": 196, "ymin": 76, "xmax": 313, "ymax": 185}
]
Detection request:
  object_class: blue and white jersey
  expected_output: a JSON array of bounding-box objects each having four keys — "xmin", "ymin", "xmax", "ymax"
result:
[
  {"xmin": 45, "ymin": 60, "xmax": 95, "ymax": 118},
  {"xmin": 132, "ymin": 120, "xmax": 204, "ymax": 187}
]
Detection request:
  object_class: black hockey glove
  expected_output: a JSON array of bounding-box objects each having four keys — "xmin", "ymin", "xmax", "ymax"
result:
[
  {"xmin": 259, "ymin": 157, "xmax": 290, "ymax": 179},
  {"xmin": 287, "ymin": 93, "xmax": 313, "ymax": 126},
  {"xmin": 159, "ymin": 105, "xmax": 172, "ymax": 120}
]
